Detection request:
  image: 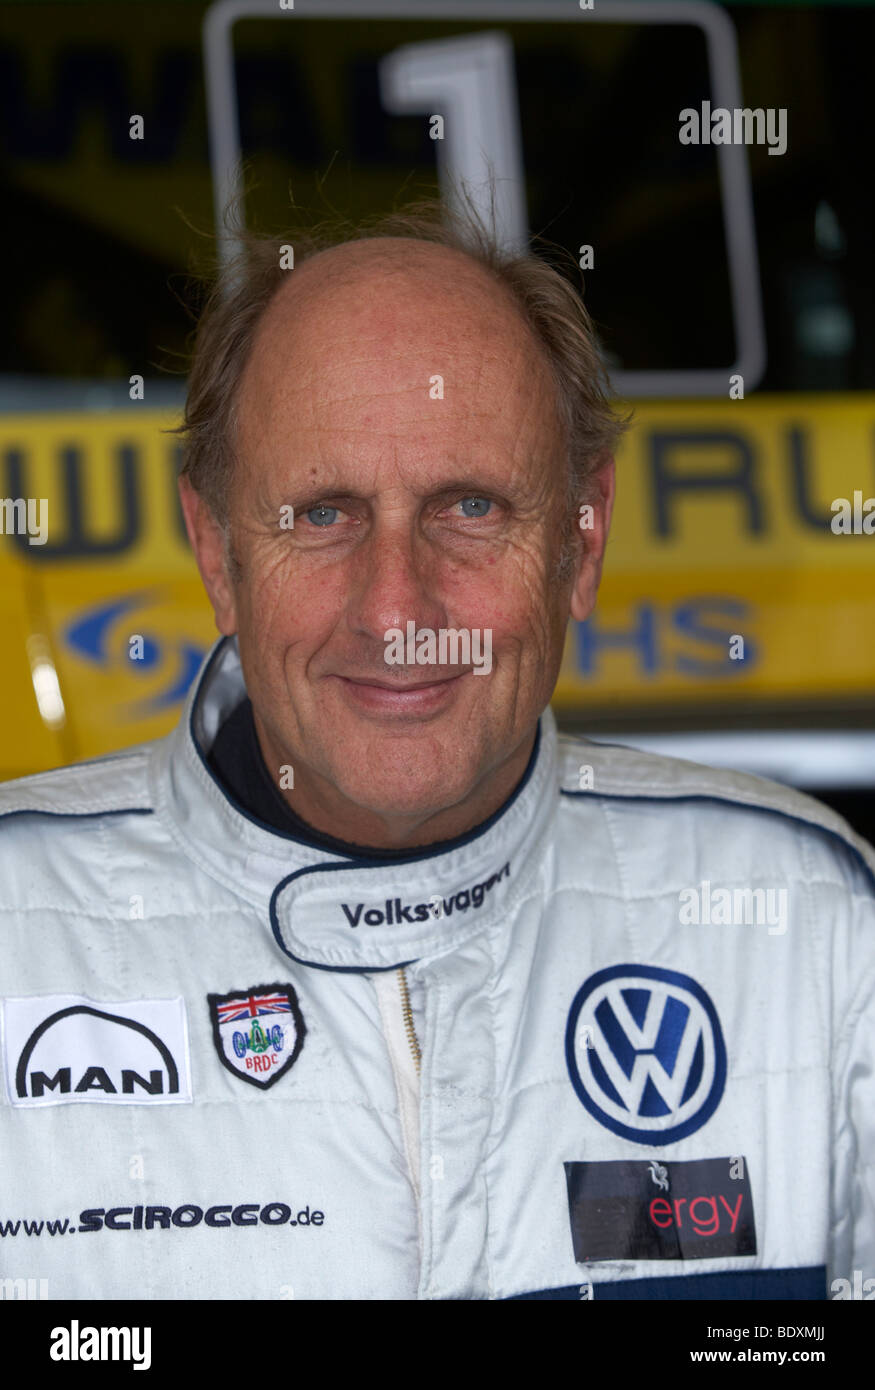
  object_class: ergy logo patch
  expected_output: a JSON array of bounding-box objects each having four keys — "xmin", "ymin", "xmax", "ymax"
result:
[
  {"xmin": 564, "ymin": 1157, "xmax": 756, "ymax": 1263},
  {"xmin": 1, "ymin": 995, "xmax": 192, "ymax": 1107}
]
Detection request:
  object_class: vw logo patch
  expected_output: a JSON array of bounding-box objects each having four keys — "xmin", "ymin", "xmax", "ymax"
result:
[{"xmin": 565, "ymin": 965, "xmax": 726, "ymax": 1146}]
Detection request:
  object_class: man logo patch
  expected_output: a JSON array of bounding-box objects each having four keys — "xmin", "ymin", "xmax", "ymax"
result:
[
  {"xmin": 565, "ymin": 965, "xmax": 726, "ymax": 1145},
  {"xmin": 208, "ymin": 984, "xmax": 305, "ymax": 1090},
  {"xmin": 1, "ymin": 995, "xmax": 192, "ymax": 1107}
]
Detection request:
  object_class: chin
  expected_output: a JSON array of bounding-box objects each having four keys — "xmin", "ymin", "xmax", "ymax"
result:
[
  {"xmin": 349, "ymin": 778, "xmax": 456, "ymax": 819},
  {"xmin": 336, "ymin": 763, "xmax": 470, "ymax": 823}
]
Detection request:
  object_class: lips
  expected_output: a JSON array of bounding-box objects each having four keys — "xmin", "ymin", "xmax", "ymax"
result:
[
  {"xmin": 341, "ymin": 674, "xmax": 463, "ymax": 691},
  {"xmin": 330, "ymin": 671, "xmax": 466, "ymax": 716}
]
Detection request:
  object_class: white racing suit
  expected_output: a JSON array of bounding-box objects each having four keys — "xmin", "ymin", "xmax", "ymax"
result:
[{"xmin": 0, "ymin": 636, "xmax": 873, "ymax": 1300}]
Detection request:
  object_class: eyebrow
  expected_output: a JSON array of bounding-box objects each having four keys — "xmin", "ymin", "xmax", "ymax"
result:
[
  {"xmin": 417, "ymin": 476, "xmax": 510, "ymax": 495},
  {"xmin": 288, "ymin": 474, "xmax": 514, "ymax": 501}
]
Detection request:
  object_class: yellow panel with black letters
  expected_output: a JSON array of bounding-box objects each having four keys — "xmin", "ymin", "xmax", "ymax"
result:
[
  {"xmin": 1, "ymin": 396, "xmax": 872, "ymax": 776},
  {"xmin": 555, "ymin": 395, "xmax": 875, "ymax": 709}
]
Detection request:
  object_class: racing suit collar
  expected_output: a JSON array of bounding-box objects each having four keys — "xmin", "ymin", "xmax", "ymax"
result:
[{"xmin": 153, "ymin": 636, "xmax": 558, "ymax": 971}]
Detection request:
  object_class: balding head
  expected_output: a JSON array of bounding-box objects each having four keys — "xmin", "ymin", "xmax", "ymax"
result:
[{"xmin": 177, "ymin": 201, "xmax": 627, "ymax": 530}]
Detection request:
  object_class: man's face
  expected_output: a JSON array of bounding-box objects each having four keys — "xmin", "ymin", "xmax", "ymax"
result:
[{"xmin": 184, "ymin": 240, "xmax": 612, "ymax": 844}]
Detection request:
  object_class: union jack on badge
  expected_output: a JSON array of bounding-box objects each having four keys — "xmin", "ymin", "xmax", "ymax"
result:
[{"xmin": 207, "ymin": 983, "xmax": 306, "ymax": 1090}]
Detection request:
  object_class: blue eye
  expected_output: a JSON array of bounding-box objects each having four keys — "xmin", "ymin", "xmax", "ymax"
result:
[
  {"xmin": 459, "ymin": 497, "xmax": 491, "ymax": 517},
  {"xmin": 307, "ymin": 505, "xmax": 338, "ymax": 526}
]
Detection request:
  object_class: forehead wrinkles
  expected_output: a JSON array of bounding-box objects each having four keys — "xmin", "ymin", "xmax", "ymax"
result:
[{"xmin": 237, "ymin": 244, "xmax": 562, "ymax": 470}]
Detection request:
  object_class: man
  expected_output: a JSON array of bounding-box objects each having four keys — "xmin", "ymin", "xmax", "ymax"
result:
[{"xmin": 1, "ymin": 200, "xmax": 872, "ymax": 1301}]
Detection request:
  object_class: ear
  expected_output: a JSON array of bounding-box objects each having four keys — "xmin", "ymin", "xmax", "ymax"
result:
[
  {"xmin": 178, "ymin": 476, "xmax": 238, "ymax": 635},
  {"xmin": 569, "ymin": 454, "xmax": 616, "ymax": 623}
]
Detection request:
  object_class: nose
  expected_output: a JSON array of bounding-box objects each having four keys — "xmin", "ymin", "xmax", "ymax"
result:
[{"xmin": 344, "ymin": 516, "xmax": 446, "ymax": 648}]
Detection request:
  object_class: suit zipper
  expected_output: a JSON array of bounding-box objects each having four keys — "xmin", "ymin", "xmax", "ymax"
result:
[
  {"xmin": 397, "ymin": 966, "xmax": 421, "ymax": 1073},
  {"xmin": 373, "ymin": 967, "xmax": 422, "ymax": 1200}
]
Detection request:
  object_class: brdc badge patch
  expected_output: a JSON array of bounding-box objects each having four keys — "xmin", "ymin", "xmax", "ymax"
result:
[{"xmin": 207, "ymin": 984, "xmax": 306, "ymax": 1090}]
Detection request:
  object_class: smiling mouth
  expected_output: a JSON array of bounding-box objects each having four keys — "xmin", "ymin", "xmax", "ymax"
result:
[
  {"xmin": 330, "ymin": 672, "xmax": 467, "ymax": 714},
  {"xmin": 339, "ymin": 674, "xmax": 464, "ymax": 691}
]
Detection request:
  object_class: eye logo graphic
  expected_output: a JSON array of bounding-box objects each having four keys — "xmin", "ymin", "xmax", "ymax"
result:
[
  {"xmin": 65, "ymin": 593, "xmax": 204, "ymax": 716},
  {"xmin": 565, "ymin": 965, "xmax": 726, "ymax": 1146}
]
